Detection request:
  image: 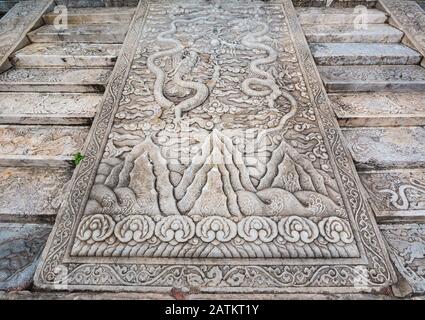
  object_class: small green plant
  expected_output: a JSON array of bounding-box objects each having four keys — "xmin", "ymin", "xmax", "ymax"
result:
[{"xmin": 73, "ymin": 152, "xmax": 85, "ymax": 166}]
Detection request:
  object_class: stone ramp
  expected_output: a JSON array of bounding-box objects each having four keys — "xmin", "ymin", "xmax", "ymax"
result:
[{"xmin": 34, "ymin": 0, "xmax": 394, "ymax": 294}]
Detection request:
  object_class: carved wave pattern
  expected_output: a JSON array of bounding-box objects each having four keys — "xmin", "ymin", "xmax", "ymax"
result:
[{"xmin": 72, "ymin": 214, "xmax": 358, "ymax": 258}]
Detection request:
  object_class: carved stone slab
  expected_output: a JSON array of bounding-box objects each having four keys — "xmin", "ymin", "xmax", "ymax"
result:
[
  {"xmin": 0, "ymin": 0, "xmax": 54, "ymax": 72},
  {"xmin": 380, "ymin": 224, "xmax": 425, "ymax": 294},
  {"xmin": 35, "ymin": 0, "xmax": 394, "ymax": 293}
]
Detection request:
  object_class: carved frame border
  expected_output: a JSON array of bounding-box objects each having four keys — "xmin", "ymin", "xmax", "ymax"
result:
[{"xmin": 35, "ymin": 0, "xmax": 396, "ymax": 293}]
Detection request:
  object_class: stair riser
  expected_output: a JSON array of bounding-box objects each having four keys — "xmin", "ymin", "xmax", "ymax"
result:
[
  {"xmin": 315, "ymin": 55, "xmax": 422, "ymax": 65},
  {"xmin": 27, "ymin": 33, "xmax": 125, "ymax": 43},
  {"xmin": 305, "ymin": 33, "xmax": 403, "ymax": 43},
  {"xmin": 0, "ymin": 84, "xmax": 105, "ymax": 93},
  {"xmin": 325, "ymin": 82, "xmax": 425, "ymax": 92},
  {"xmin": 338, "ymin": 116, "xmax": 425, "ymax": 127},
  {"xmin": 11, "ymin": 55, "xmax": 117, "ymax": 68},
  {"xmin": 0, "ymin": 115, "xmax": 93, "ymax": 125},
  {"xmin": 43, "ymin": 14, "xmax": 133, "ymax": 25}
]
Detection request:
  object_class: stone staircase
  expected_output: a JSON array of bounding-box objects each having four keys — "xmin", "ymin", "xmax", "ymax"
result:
[
  {"xmin": 298, "ymin": 2, "xmax": 425, "ymax": 296},
  {"xmin": 0, "ymin": 1, "xmax": 135, "ymax": 291},
  {"xmin": 1, "ymin": 0, "xmax": 425, "ymax": 299}
]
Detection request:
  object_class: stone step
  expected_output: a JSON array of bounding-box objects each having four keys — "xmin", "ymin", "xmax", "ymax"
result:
[
  {"xmin": 43, "ymin": 7, "xmax": 135, "ymax": 25},
  {"xmin": 0, "ymin": 223, "xmax": 51, "ymax": 291},
  {"xmin": 360, "ymin": 169, "xmax": 425, "ymax": 223},
  {"xmin": 342, "ymin": 126, "xmax": 425, "ymax": 170},
  {"xmin": 0, "ymin": 0, "xmax": 19, "ymax": 14},
  {"xmin": 0, "ymin": 92, "xmax": 101, "ymax": 125},
  {"xmin": 303, "ymin": 24, "xmax": 403, "ymax": 43},
  {"xmin": 0, "ymin": 167, "xmax": 71, "ymax": 222},
  {"xmin": 11, "ymin": 43, "xmax": 121, "ymax": 68},
  {"xmin": 329, "ymin": 92, "xmax": 425, "ymax": 127},
  {"xmin": 311, "ymin": 43, "xmax": 422, "ymax": 65},
  {"xmin": 27, "ymin": 23, "xmax": 128, "ymax": 43},
  {"xmin": 54, "ymin": 0, "xmax": 139, "ymax": 7},
  {"xmin": 297, "ymin": 7, "xmax": 388, "ymax": 25},
  {"xmin": 0, "ymin": 125, "xmax": 89, "ymax": 167},
  {"xmin": 0, "ymin": 0, "xmax": 53, "ymax": 72},
  {"xmin": 0, "ymin": 67, "xmax": 111, "ymax": 93},
  {"xmin": 319, "ymin": 65, "xmax": 425, "ymax": 92},
  {"xmin": 379, "ymin": 224, "xmax": 425, "ymax": 295}
]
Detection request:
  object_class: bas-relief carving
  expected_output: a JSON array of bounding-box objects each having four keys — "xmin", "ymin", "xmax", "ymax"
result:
[
  {"xmin": 380, "ymin": 224, "xmax": 425, "ymax": 293},
  {"xmin": 361, "ymin": 171, "xmax": 425, "ymax": 215},
  {"xmin": 35, "ymin": 0, "xmax": 394, "ymax": 293}
]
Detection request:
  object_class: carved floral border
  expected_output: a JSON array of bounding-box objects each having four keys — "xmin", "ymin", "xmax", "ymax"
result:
[{"xmin": 34, "ymin": 0, "xmax": 396, "ymax": 293}]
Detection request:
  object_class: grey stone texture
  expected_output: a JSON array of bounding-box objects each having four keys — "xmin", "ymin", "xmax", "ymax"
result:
[
  {"xmin": 0, "ymin": 92, "xmax": 101, "ymax": 125},
  {"xmin": 0, "ymin": 223, "xmax": 51, "ymax": 291},
  {"xmin": 0, "ymin": 0, "xmax": 54, "ymax": 71},
  {"xmin": 0, "ymin": 125, "xmax": 89, "ymax": 167},
  {"xmin": 343, "ymin": 126, "xmax": 425, "ymax": 169},
  {"xmin": 380, "ymin": 224, "xmax": 425, "ymax": 295},
  {"xmin": 319, "ymin": 65, "xmax": 425, "ymax": 92},
  {"xmin": 0, "ymin": 67, "xmax": 111, "ymax": 92},
  {"xmin": 329, "ymin": 92, "xmax": 425, "ymax": 127},
  {"xmin": 360, "ymin": 169, "xmax": 425, "ymax": 223}
]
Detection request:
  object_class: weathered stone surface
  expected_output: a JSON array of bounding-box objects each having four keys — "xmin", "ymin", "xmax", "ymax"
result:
[
  {"xmin": 54, "ymin": 0, "xmax": 139, "ymax": 7},
  {"xmin": 380, "ymin": 224, "xmax": 425, "ymax": 294},
  {"xmin": 343, "ymin": 127, "xmax": 425, "ymax": 169},
  {"xmin": 0, "ymin": 167, "xmax": 72, "ymax": 222},
  {"xmin": 0, "ymin": 1, "xmax": 19, "ymax": 14},
  {"xmin": 329, "ymin": 92, "xmax": 425, "ymax": 127},
  {"xmin": 35, "ymin": 0, "xmax": 394, "ymax": 294},
  {"xmin": 0, "ymin": 223, "xmax": 51, "ymax": 291},
  {"xmin": 0, "ymin": 125, "xmax": 89, "ymax": 167},
  {"xmin": 11, "ymin": 43, "xmax": 121, "ymax": 68},
  {"xmin": 311, "ymin": 43, "xmax": 421, "ymax": 65},
  {"xmin": 0, "ymin": 290, "xmax": 397, "ymax": 300},
  {"xmin": 303, "ymin": 24, "xmax": 403, "ymax": 43},
  {"xmin": 360, "ymin": 169, "xmax": 425, "ymax": 223},
  {"xmin": 43, "ymin": 7, "xmax": 135, "ymax": 25},
  {"xmin": 0, "ymin": 0, "xmax": 53, "ymax": 71},
  {"xmin": 0, "ymin": 67, "xmax": 111, "ymax": 92},
  {"xmin": 378, "ymin": 0, "xmax": 425, "ymax": 58},
  {"xmin": 297, "ymin": 7, "xmax": 387, "ymax": 25},
  {"xmin": 0, "ymin": 92, "xmax": 101, "ymax": 125},
  {"xmin": 27, "ymin": 23, "xmax": 128, "ymax": 43},
  {"xmin": 319, "ymin": 65, "xmax": 425, "ymax": 92}
]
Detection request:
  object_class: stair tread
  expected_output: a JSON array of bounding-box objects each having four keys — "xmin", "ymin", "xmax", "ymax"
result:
[
  {"xmin": 311, "ymin": 43, "xmax": 422, "ymax": 65},
  {"xmin": 297, "ymin": 7, "xmax": 387, "ymax": 25},
  {"xmin": 0, "ymin": 125, "xmax": 89, "ymax": 166},
  {"xmin": 319, "ymin": 65, "xmax": 425, "ymax": 92},
  {"xmin": 0, "ymin": 166, "xmax": 71, "ymax": 220},
  {"xmin": 44, "ymin": 6, "xmax": 135, "ymax": 25},
  {"xmin": 360, "ymin": 169, "xmax": 425, "ymax": 223},
  {"xmin": 0, "ymin": 67, "xmax": 111, "ymax": 92},
  {"xmin": 303, "ymin": 24, "xmax": 403, "ymax": 43},
  {"xmin": 11, "ymin": 43, "xmax": 121, "ymax": 67},
  {"xmin": 330, "ymin": 92, "xmax": 425, "ymax": 127},
  {"xmin": 342, "ymin": 126, "xmax": 425, "ymax": 169},
  {"xmin": 43, "ymin": 7, "xmax": 134, "ymax": 24},
  {"xmin": 0, "ymin": 92, "xmax": 101, "ymax": 124},
  {"xmin": 27, "ymin": 23, "xmax": 128, "ymax": 43}
]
